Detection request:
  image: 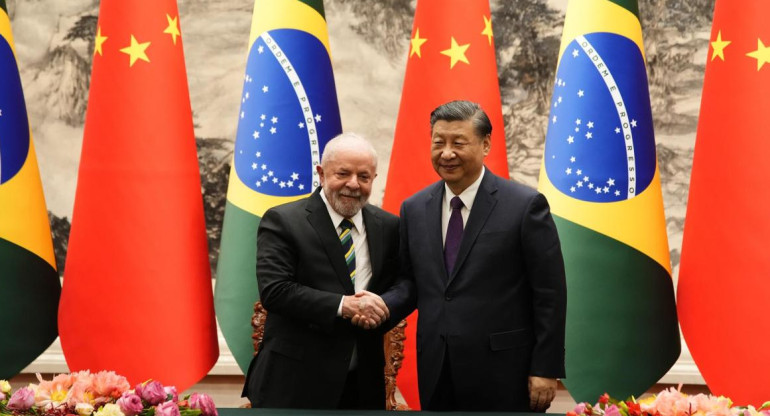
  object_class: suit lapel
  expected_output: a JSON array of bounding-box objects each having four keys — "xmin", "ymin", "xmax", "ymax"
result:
[
  {"xmin": 363, "ymin": 206, "xmax": 383, "ymax": 291},
  {"xmin": 426, "ymin": 183, "xmax": 449, "ymax": 282},
  {"xmin": 448, "ymin": 170, "xmax": 498, "ymax": 285},
  {"xmin": 306, "ymin": 189, "xmax": 355, "ymax": 294}
]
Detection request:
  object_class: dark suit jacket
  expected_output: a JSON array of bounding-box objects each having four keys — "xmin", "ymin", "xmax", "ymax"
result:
[
  {"xmin": 242, "ymin": 188, "xmax": 399, "ymax": 409},
  {"xmin": 382, "ymin": 169, "xmax": 567, "ymax": 411}
]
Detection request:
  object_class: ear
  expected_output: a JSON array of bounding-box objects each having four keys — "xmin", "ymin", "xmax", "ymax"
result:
[
  {"xmin": 482, "ymin": 134, "xmax": 491, "ymax": 156},
  {"xmin": 316, "ymin": 164, "xmax": 325, "ymax": 185}
]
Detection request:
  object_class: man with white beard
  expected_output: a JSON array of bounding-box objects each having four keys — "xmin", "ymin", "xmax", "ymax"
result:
[{"xmin": 242, "ymin": 133, "xmax": 400, "ymax": 409}]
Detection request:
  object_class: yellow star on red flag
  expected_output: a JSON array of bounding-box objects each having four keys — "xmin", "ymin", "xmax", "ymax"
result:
[
  {"xmin": 440, "ymin": 37, "xmax": 470, "ymax": 68},
  {"xmin": 410, "ymin": 28, "xmax": 427, "ymax": 58},
  {"xmin": 481, "ymin": 15, "xmax": 493, "ymax": 46},
  {"xmin": 710, "ymin": 30, "xmax": 730, "ymax": 61},
  {"xmin": 94, "ymin": 26, "xmax": 108, "ymax": 56},
  {"xmin": 164, "ymin": 14, "xmax": 181, "ymax": 45},
  {"xmin": 120, "ymin": 35, "xmax": 151, "ymax": 67},
  {"xmin": 746, "ymin": 38, "xmax": 770, "ymax": 70}
]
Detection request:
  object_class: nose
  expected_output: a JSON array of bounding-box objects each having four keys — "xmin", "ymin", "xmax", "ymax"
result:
[
  {"xmin": 346, "ymin": 176, "xmax": 360, "ymax": 190},
  {"xmin": 441, "ymin": 147, "xmax": 456, "ymax": 160}
]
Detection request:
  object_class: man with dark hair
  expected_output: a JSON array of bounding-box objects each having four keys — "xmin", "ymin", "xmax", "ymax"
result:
[
  {"xmin": 243, "ymin": 133, "xmax": 399, "ymax": 409},
  {"xmin": 378, "ymin": 100, "xmax": 567, "ymax": 411},
  {"xmin": 429, "ymin": 100, "xmax": 493, "ymax": 138}
]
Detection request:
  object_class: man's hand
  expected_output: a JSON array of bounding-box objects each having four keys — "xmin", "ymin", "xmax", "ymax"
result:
[
  {"xmin": 528, "ymin": 376, "xmax": 557, "ymax": 412},
  {"xmin": 342, "ymin": 291, "xmax": 389, "ymax": 329}
]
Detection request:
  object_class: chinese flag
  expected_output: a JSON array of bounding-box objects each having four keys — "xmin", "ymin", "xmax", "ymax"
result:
[
  {"xmin": 382, "ymin": 0, "xmax": 509, "ymax": 408},
  {"xmin": 59, "ymin": 0, "xmax": 218, "ymax": 390},
  {"xmin": 678, "ymin": 0, "xmax": 770, "ymax": 406}
]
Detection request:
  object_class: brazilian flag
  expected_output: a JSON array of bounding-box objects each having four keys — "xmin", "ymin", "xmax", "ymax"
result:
[
  {"xmin": 538, "ymin": 0, "xmax": 680, "ymax": 401},
  {"xmin": 215, "ymin": 0, "xmax": 342, "ymax": 372},
  {"xmin": 0, "ymin": 0, "xmax": 60, "ymax": 378}
]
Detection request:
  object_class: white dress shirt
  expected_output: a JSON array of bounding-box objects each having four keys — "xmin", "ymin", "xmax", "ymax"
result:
[
  {"xmin": 442, "ymin": 166, "xmax": 485, "ymax": 246},
  {"xmin": 320, "ymin": 191, "xmax": 371, "ymax": 370},
  {"xmin": 319, "ymin": 191, "xmax": 373, "ymax": 315}
]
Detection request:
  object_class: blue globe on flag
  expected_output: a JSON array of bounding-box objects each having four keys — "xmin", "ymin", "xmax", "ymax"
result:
[
  {"xmin": 0, "ymin": 36, "xmax": 30, "ymax": 185},
  {"xmin": 234, "ymin": 28, "xmax": 342, "ymax": 196},
  {"xmin": 544, "ymin": 32, "xmax": 657, "ymax": 203}
]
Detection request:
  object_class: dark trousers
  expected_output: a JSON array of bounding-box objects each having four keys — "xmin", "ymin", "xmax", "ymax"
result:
[
  {"xmin": 423, "ymin": 349, "xmax": 457, "ymax": 411},
  {"xmin": 423, "ymin": 348, "xmax": 536, "ymax": 412},
  {"xmin": 338, "ymin": 369, "xmax": 361, "ymax": 409}
]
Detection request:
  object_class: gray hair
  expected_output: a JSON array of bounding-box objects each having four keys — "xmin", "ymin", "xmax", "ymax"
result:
[
  {"xmin": 429, "ymin": 100, "xmax": 492, "ymax": 139},
  {"xmin": 321, "ymin": 132, "xmax": 378, "ymax": 169}
]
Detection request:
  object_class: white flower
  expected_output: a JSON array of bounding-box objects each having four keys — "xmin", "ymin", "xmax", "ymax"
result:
[
  {"xmin": 94, "ymin": 403, "xmax": 126, "ymax": 416},
  {"xmin": 77, "ymin": 403, "xmax": 95, "ymax": 416}
]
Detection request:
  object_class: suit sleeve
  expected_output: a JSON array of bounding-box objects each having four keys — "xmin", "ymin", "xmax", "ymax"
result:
[
  {"xmin": 521, "ymin": 193, "xmax": 567, "ymax": 378},
  {"xmin": 256, "ymin": 208, "xmax": 342, "ymax": 332},
  {"xmin": 381, "ymin": 202, "xmax": 418, "ymax": 329}
]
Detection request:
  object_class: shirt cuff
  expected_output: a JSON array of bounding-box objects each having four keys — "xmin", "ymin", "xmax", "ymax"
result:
[{"xmin": 337, "ymin": 296, "xmax": 344, "ymax": 317}]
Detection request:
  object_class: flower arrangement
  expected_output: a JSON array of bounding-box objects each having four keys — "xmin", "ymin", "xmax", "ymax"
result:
[
  {"xmin": 569, "ymin": 387, "xmax": 770, "ymax": 416},
  {"xmin": 0, "ymin": 371, "xmax": 217, "ymax": 416}
]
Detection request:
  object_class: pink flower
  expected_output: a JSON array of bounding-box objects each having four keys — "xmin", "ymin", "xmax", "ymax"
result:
[
  {"xmin": 0, "ymin": 391, "xmax": 6, "ymax": 400},
  {"xmin": 574, "ymin": 403, "xmax": 588, "ymax": 415},
  {"xmin": 67, "ymin": 371, "xmax": 96, "ymax": 407},
  {"xmin": 683, "ymin": 393, "xmax": 721, "ymax": 416},
  {"xmin": 7, "ymin": 387, "xmax": 36, "ymax": 410},
  {"xmin": 189, "ymin": 393, "xmax": 217, "ymax": 416},
  {"xmin": 136, "ymin": 381, "xmax": 166, "ymax": 405},
  {"xmin": 650, "ymin": 387, "xmax": 691, "ymax": 416},
  {"xmin": 35, "ymin": 373, "xmax": 77, "ymax": 407},
  {"xmin": 117, "ymin": 393, "xmax": 144, "ymax": 416},
  {"xmin": 155, "ymin": 401, "xmax": 180, "ymax": 416},
  {"xmin": 604, "ymin": 404, "xmax": 621, "ymax": 416},
  {"xmin": 164, "ymin": 386, "xmax": 178, "ymax": 402},
  {"xmin": 37, "ymin": 373, "xmax": 76, "ymax": 395},
  {"xmin": 92, "ymin": 371, "xmax": 130, "ymax": 400}
]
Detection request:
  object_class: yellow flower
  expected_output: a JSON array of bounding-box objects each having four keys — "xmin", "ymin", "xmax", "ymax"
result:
[
  {"xmin": 638, "ymin": 396, "xmax": 656, "ymax": 405},
  {"xmin": 51, "ymin": 389, "xmax": 68, "ymax": 403},
  {"xmin": 94, "ymin": 403, "xmax": 125, "ymax": 416},
  {"xmin": 0, "ymin": 380, "xmax": 10, "ymax": 393}
]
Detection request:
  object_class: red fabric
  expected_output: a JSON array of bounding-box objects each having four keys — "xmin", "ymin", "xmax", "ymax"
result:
[
  {"xmin": 382, "ymin": 0, "xmax": 509, "ymax": 408},
  {"xmin": 59, "ymin": 0, "xmax": 217, "ymax": 390},
  {"xmin": 677, "ymin": 0, "xmax": 770, "ymax": 406}
]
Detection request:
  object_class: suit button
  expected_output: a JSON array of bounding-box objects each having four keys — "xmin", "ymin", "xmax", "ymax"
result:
[{"xmin": 445, "ymin": 296, "xmax": 452, "ymax": 301}]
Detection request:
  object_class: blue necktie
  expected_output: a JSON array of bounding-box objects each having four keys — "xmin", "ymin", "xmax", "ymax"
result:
[
  {"xmin": 339, "ymin": 219, "xmax": 356, "ymax": 284},
  {"xmin": 444, "ymin": 196, "xmax": 464, "ymax": 274}
]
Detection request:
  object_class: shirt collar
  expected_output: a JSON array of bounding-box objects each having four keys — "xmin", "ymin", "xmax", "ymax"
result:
[
  {"xmin": 320, "ymin": 190, "xmax": 365, "ymax": 232},
  {"xmin": 444, "ymin": 166, "xmax": 485, "ymax": 210}
]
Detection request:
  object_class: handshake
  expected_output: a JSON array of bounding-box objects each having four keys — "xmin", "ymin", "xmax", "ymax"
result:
[{"xmin": 341, "ymin": 290, "xmax": 390, "ymax": 329}]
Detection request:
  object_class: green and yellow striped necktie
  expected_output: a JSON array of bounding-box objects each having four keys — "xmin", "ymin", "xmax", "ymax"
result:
[{"xmin": 339, "ymin": 219, "xmax": 356, "ymax": 284}]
